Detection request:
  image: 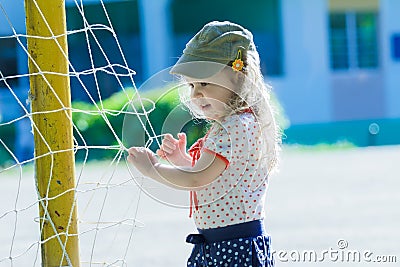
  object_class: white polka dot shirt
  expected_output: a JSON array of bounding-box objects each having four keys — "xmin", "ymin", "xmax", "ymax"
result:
[{"xmin": 192, "ymin": 112, "xmax": 269, "ymax": 229}]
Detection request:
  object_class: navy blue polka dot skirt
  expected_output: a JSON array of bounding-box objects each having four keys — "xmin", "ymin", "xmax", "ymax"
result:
[{"xmin": 186, "ymin": 220, "xmax": 274, "ymax": 267}]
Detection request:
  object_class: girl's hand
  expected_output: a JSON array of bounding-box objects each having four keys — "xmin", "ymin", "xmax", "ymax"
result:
[
  {"xmin": 156, "ymin": 133, "xmax": 192, "ymax": 166},
  {"xmin": 127, "ymin": 147, "xmax": 159, "ymax": 177}
]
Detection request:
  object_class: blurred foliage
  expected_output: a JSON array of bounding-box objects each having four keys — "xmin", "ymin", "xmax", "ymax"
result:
[
  {"xmin": 72, "ymin": 86, "xmax": 208, "ymax": 161},
  {"xmin": 72, "ymin": 84, "xmax": 289, "ymax": 161}
]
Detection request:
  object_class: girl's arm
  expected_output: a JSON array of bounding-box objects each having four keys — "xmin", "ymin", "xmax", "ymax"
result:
[{"xmin": 127, "ymin": 147, "xmax": 226, "ymax": 190}]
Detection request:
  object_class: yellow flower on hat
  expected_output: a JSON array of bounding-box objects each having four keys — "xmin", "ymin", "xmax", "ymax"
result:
[
  {"xmin": 232, "ymin": 58, "xmax": 244, "ymax": 71},
  {"xmin": 232, "ymin": 49, "xmax": 244, "ymax": 71}
]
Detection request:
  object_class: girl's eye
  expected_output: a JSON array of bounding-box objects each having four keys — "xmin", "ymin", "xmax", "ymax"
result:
[{"xmin": 188, "ymin": 82, "xmax": 208, "ymax": 88}]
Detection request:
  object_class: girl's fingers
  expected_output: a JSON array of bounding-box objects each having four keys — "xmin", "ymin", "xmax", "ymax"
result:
[
  {"xmin": 160, "ymin": 146, "xmax": 174, "ymax": 154},
  {"xmin": 177, "ymin": 132, "xmax": 186, "ymax": 144},
  {"xmin": 156, "ymin": 149, "xmax": 167, "ymax": 158},
  {"xmin": 157, "ymin": 147, "xmax": 175, "ymax": 157},
  {"xmin": 128, "ymin": 147, "xmax": 138, "ymax": 156},
  {"xmin": 163, "ymin": 134, "xmax": 178, "ymax": 144},
  {"xmin": 161, "ymin": 143, "xmax": 176, "ymax": 152},
  {"xmin": 158, "ymin": 134, "xmax": 179, "ymax": 155},
  {"xmin": 128, "ymin": 147, "xmax": 149, "ymax": 158},
  {"xmin": 127, "ymin": 147, "xmax": 140, "ymax": 163},
  {"xmin": 161, "ymin": 138, "xmax": 176, "ymax": 150}
]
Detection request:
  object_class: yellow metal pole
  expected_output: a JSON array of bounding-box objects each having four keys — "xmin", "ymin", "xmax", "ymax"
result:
[{"xmin": 24, "ymin": 0, "xmax": 80, "ymax": 266}]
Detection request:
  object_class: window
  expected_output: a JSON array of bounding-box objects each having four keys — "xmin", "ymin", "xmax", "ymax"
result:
[
  {"xmin": 329, "ymin": 12, "xmax": 378, "ymax": 70},
  {"xmin": 0, "ymin": 38, "xmax": 19, "ymax": 88}
]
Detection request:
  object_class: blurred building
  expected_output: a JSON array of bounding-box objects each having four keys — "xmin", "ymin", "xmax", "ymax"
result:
[{"xmin": 1, "ymin": 0, "xmax": 400, "ymax": 160}]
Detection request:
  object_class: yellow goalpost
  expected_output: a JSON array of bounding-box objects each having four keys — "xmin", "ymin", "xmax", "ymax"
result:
[{"xmin": 24, "ymin": 0, "xmax": 80, "ymax": 266}]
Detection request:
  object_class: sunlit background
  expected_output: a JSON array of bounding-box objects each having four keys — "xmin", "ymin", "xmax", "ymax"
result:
[{"xmin": 0, "ymin": 0, "xmax": 399, "ymax": 266}]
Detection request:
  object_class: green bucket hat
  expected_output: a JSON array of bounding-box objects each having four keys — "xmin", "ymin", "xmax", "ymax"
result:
[{"xmin": 170, "ymin": 21, "xmax": 254, "ymax": 79}]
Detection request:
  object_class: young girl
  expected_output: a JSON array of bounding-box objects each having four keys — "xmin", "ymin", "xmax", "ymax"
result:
[{"xmin": 128, "ymin": 21, "xmax": 279, "ymax": 267}]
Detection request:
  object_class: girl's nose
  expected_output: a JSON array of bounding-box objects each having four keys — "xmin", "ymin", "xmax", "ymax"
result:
[{"xmin": 191, "ymin": 85, "xmax": 204, "ymax": 98}]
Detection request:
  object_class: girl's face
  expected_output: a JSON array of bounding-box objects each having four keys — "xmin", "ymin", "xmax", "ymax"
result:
[
  {"xmin": 185, "ymin": 68, "xmax": 239, "ymax": 120},
  {"xmin": 188, "ymin": 81, "xmax": 233, "ymax": 120}
]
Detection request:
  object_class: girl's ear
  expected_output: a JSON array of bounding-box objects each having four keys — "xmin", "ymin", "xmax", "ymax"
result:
[{"xmin": 231, "ymin": 69, "xmax": 245, "ymax": 85}]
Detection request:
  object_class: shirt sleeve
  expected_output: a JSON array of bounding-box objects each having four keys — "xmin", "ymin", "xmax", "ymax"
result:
[{"xmin": 202, "ymin": 115, "xmax": 249, "ymax": 167}]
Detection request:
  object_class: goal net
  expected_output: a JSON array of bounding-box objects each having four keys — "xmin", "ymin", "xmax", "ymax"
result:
[{"xmin": 0, "ymin": 0, "xmax": 192, "ymax": 266}]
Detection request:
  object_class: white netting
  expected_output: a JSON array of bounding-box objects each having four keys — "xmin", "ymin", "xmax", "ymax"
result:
[{"xmin": 0, "ymin": 0, "xmax": 170, "ymax": 265}]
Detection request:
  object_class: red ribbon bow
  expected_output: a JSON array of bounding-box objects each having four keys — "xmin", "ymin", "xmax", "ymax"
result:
[
  {"xmin": 187, "ymin": 138, "xmax": 206, "ymax": 217},
  {"xmin": 188, "ymin": 138, "xmax": 204, "ymax": 167}
]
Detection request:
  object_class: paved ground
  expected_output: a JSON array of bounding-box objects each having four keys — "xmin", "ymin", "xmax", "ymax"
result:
[{"xmin": 0, "ymin": 145, "xmax": 399, "ymax": 266}]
